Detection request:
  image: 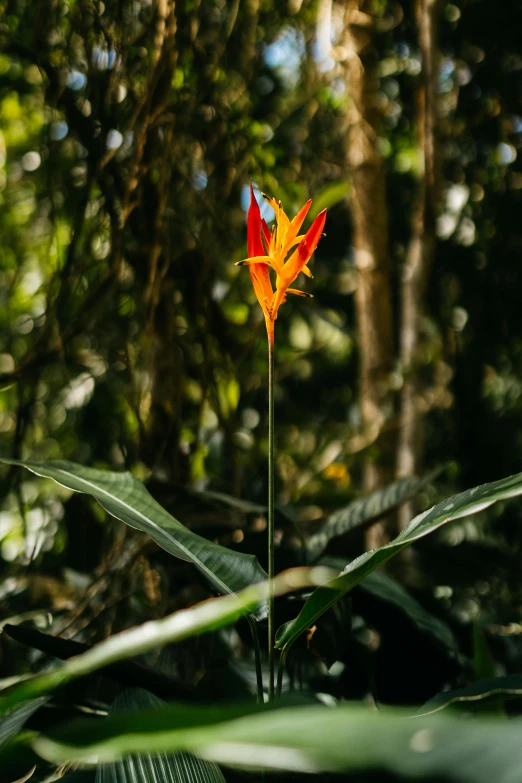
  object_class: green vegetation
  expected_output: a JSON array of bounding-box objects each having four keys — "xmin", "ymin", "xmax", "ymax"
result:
[{"xmin": 2, "ymin": 1, "xmax": 522, "ymax": 781}]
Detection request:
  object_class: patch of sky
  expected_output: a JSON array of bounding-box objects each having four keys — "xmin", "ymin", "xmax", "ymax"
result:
[
  {"xmin": 50, "ymin": 121, "xmax": 68, "ymax": 141},
  {"xmin": 438, "ymin": 58, "xmax": 455, "ymax": 94},
  {"xmin": 240, "ymin": 184, "xmax": 275, "ymax": 222},
  {"xmin": 440, "ymin": 58, "xmax": 455, "ymax": 79},
  {"xmin": 447, "ymin": 183, "xmax": 469, "ymax": 212},
  {"xmin": 497, "ymin": 142, "xmax": 517, "ymax": 165},
  {"xmin": 21, "ymin": 151, "xmax": 41, "ymax": 172},
  {"xmin": 61, "ymin": 372, "xmax": 95, "ymax": 409},
  {"xmin": 264, "ymin": 27, "xmax": 305, "ymax": 90},
  {"xmin": 92, "ymin": 46, "xmax": 118, "ymax": 70},
  {"xmin": 67, "ymin": 71, "xmax": 86, "ymax": 91},
  {"xmin": 394, "ymin": 41, "xmax": 410, "ymax": 58},
  {"xmin": 192, "ymin": 170, "xmax": 208, "ymax": 191},
  {"xmin": 436, "ymin": 183, "xmax": 470, "ymax": 240},
  {"xmin": 212, "ymin": 281, "xmax": 229, "ymax": 302},
  {"xmin": 106, "ymin": 129, "xmax": 123, "ymax": 150},
  {"xmin": 49, "ymin": 120, "xmax": 69, "ymax": 141},
  {"xmin": 314, "ymin": 0, "xmax": 333, "ymax": 71}
]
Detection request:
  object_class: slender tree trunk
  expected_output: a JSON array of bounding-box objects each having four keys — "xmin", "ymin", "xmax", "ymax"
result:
[
  {"xmin": 396, "ymin": 0, "xmax": 440, "ymax": 528},
  {"xmin": 120, "ymin": 0, "xmax": 184, "ymax": 480},
  {"xmin": 342, "ymin": 1, "xmax": 394, "ymax": 549}
]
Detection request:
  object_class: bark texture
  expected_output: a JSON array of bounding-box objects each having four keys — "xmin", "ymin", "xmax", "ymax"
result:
[
  {"xmin": 396, "ymin": 0, "xmax": 440, "ymax": 527},
  {"xmin": 342, "ymin": 1, "xmax": 395, "ymax": 548}
]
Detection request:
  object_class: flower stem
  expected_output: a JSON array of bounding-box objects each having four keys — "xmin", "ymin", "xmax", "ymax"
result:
[
  {"xmin": 276, "ymin": 647, "xmax": 287, "ymax": 698},
  {"xmin": 246, "ymin": 615, "xmax": 264, "ymax": 704},
  {"xmin": 268, "ymin": 333, "xmax": 275, "ymax": 701}
]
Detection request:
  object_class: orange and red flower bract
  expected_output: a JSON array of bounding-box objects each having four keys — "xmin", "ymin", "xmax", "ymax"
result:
[
  {"xmin": 237, "ymin": 185, "xmax": 327, "ymax": 343},
  {"xmin": 245, "ymin": 184, "xmax": 275, "ymax": 341}
]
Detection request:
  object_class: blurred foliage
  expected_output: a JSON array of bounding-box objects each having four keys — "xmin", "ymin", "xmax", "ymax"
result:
[{"xmin": 1, "ymin": 0, "xmax": 522, "ymax": 779}]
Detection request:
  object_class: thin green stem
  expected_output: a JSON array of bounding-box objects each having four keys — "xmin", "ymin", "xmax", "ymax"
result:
[
  {"xmin": 268, "ymin": 335, "xmax": 275, "ymax": 701},
  {"xmin": 246, "ymin": 615, "xmax": 264, "ymax": 704},
  {"xmin": 276, "ymin": 648, "xmax": 287, "ymax": 698}
]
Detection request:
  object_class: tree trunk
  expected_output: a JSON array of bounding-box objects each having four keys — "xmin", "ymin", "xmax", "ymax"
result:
[
  {"xmin": 396, "ymin": 0, "xmax": 440, "ymax": 528},
  {"xmin": 342, "ymin": 1, "xmax": 395, "ymax": 549}
]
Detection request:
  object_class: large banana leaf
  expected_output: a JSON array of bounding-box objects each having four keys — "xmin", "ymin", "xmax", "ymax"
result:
[
  {"xmin": 2, "ymin": 623, "xmax": 200, "ymax": 702},
  {"xmin": 0, "ymin": 575, "xmax": 265, "ymax": 714},
  {"xmin": 308, "ymin": 180, "xmax": 351, "ymax": 217},
  {"xmin": 28, "ymin": 699, "xmax": 522, "ymax": 782},
  {"xmin": 307, "ymin": 472, "xmax": 438, "ymax": 561},
  {"xmin": 276, "ymin": 470, "xmax": 522, "ymax": 652},
  {"xmin": 0, "ymin": 698, "xmax": 46, "ymax": 748},
  {"xmin": 0, "ymin": 567, "xmax": 331, "ymax": 713},
  {"xmin": 0, "ymin": 458, "xmax": 267, "ymax": 603},
  {"xmin": 417, "ymin": 675, "xmax": 522, "ymax": 716},
  {"xmin": 96, "ymin": 689, "xmax": 226, "ymax": 783}
]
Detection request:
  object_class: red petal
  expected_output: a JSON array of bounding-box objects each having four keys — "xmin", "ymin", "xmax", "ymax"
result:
[
  {"xmin": 297, "ymin": 209, "xmax": 327, "ymax": 266},
  {"xmin": 290, "ymin": 199, "xmax": 312, "ymax": 237},
  {"xmin": 247, "ymin": 184, "xmax": 265, "ymax": 257},
  {"xmin": 261, "ymin": 218, "xmax": 271, "ymax": 252}
]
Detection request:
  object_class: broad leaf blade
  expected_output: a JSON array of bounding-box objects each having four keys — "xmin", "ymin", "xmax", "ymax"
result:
[
  {"xmin": 2, "ymin": 623, "xmax": 200, "ymax": 702},
  {"xmin": 417, "ymin": 675, "xmax": 522, "ymax": 716},
  {"xmin": 0, "ymin": 567, "xmax": 331, "ymax": 713},
  {"xmin": 308, "ymin": 180, "xmax": 351, "ymax": 217},
  {"xmin": 0, "ymin": 698, "xmax": 47, "ymax": 748},
  {"xmin": 0, "ymin": 576, "xmax": 267, "ymax": 714},
  {"xmin": 97, "ymin": 689, "xmax": 226, "ymax": 783},
  {"xmin": 308, "ymin": 472, "xmax": 440, "ymax": 560},
  {"xmin": 0, "ymin": 458, "xmax": 267, "ymax": 602},
  {"xmin": 31, "ymin": 700, "xmax": 522, "ymax": 782},
  {"xmin": 277, "ymin": 471, "xmax": 522, "ymax": 651}
]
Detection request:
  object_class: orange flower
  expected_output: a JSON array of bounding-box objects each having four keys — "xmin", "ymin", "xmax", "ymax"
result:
[
  {"xmin": 237, "ymin": 185, "xmax": 327, "ymax": 343},
  {"xmin": 244, "ymin": 184, "xmax": 275, "ymax": 342}
]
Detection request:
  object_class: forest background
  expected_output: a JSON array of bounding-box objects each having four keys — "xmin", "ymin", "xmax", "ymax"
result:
[{"xmin": 2, "ymin": 0, "xmax": 522, "ymax": 779}]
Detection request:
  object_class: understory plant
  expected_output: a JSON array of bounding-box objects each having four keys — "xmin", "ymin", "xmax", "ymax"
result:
[{"xmin": 2, "ymin": 189, "xmax": 522, "ymax": 782}]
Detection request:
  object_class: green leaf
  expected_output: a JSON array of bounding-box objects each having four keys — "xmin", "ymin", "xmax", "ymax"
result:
[
  {"xmin": 308, "ymin": 180, "xmax": 350, "ymax": 218},
  {"xmin": 148, "ymin": 480, "xmax": 292, "ymax": 527},
  {"xmin": 0, "ymin": 698, "xmax": 46, "ymax": 748},
  {"xmin": 0, "ymin": 579, "xmax": 263, "ymax": 714},
  {"xmin": 187, "ymin": 488, "xmax": 267, "ymax": 515},
  {"xmin": 2, "ymin": 623, "xmax": 200, "ymax": 702},
  {"xmin": 30, "ymin": 700, "xmax": 522, "ymax": 782},
  {"xmin": 276, "ymin": 471, "xmax": 522, "ymax": 652},
  {"xmin": 96, "ymin": 689, "xmax": 226, "ymax": 783},
  {"xmin": 0, "ymin": 731, "xmax": 40, "ymax": 779},
  {"xmin": 308, "ymin": 472, "xmax": 439, "ymax": 560},
  {"xmin": 0, "ymin": 458, "xmax": 267, "ymax": 606},
  {"xmin": 473, "ymin": 624, "xmax": 497, "ymax": 680},
  {"xmin": 472, "ymin": 626, "xmax": 505, "ymax": 716},
  {"xmin": 0, "ymin": 567, "xmax": 331, "ymax": 713},
  {"xmin": 417, "ymin": 675, "xmax": 522, "ymax": 716}
]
